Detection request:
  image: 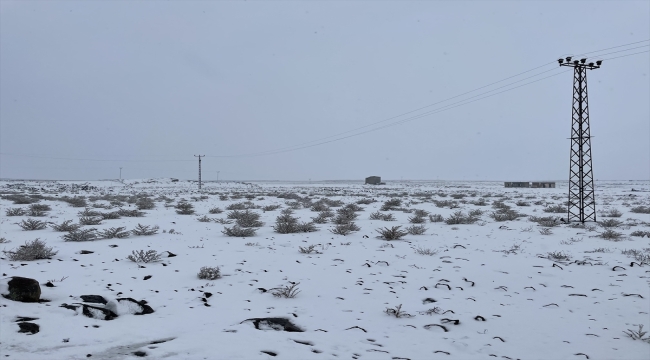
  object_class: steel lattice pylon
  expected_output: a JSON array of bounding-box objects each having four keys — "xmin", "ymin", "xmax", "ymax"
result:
[{"xmin": 559, "ymin": 57, "xmax": 602, "ymax": 223}]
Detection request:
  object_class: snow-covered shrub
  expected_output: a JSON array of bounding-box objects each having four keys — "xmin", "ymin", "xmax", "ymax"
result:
[
  {"xmin": 100, "ymin": 227, "xmax": 130, "ymax": 239},
  {"xmin": 329, "ymin": 222, "xmax": 360, "ymax": 236},
  {"xmin": 131, "ymin": 224, "xmax": 159, "ymax": 236},
  {"xmin": 127, "ymin": 250, "xmax": 162, "ymax": 263},
  {"xmin": 175, "ymin": 202, "xmax": 195, "ymax": 215},
  {"xmin": 406, "ymin": 225, "xmax": 428, "ymax": 235},
  {"xmin": 600, "ymin": 229, "xmax": 623, "ymax": 240},
  {"xmin": 414, "ymin": 246, "xmax": 437, "ymax": 256},
  {"xmin": 209, "ymin": 207, "xmax": 223, "ymax": 214},
  {"xmin": 50, "ymin": 220, "xmax": 81, "ymax": 232},
  {"xmin": 630, "ymin": 206, "xmax": 650, "ymax": 214},
  {"xmin": 18, "ymin": 218, "xmax": 47, "ymax": 231},
  {"xmin": 63, "ymin": 228, "xmax": 99, "ymax": 242},
  {"xmin": 271, "ymin": 283, "xmax": 300, "ymax": 298},
  {"xmin": 197, "ymin": 266, "xmax": 221, "ymax": 280},
  {"xmin": 601, "ymin": 208, "xmax": 623, "ymax": 217},
  {"xmin": 117, "ymin": 209, "xmax": 145, "ymax": 217},
  {"xmin": 79, "ymin": 216, "xmax": 102, "ymax": 225},
  {"xmin": 598, "ymin": 219, "xmax": 622, "ymax": 228},
  {"xmin": 5, "ymin": 208, "xmax": 26, "ymax": 216},
  {"xmin": 222, "ymin": 225, "xmax": 256, "ymax": 237},
  {"xmin": 380, "ymin": 199, "xmax": 402, "ymax": 211},
  {"xmin": 376, "ymin": 226, "xmax": 408, "ymax": 240},
  {"xmin": 136, "ymin": 197, "xmax": 155, "ymax": 210},
  {"xmin": 3, "ymin": 239, "xmax": 57, "ymax": 261}
]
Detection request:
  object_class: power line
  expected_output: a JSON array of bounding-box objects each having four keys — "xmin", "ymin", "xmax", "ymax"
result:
[
  {"xmin": 204, "ymin": 39, "xmax": 649, "ymax": 158},
  {"xmin": 2, "ymin": 40, "xmax": 647, "ymax": 163}
]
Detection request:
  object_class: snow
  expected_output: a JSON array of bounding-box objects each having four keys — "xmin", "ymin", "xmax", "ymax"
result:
[{"xmin": 1, "ymin": 179, "xmax": 649, "ymax": 359}]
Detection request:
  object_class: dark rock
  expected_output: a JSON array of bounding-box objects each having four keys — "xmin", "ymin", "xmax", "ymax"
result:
[
  {"xmin": 242, "ymin": 317, "xmax": 304, "ymax": 332},
  {"xmin": 60, "ymin": 303, "xmax": 80, "ymax": 311},
  {"xmin": 82, "ymin": 304, "xmax": 118, "ymax": 320},
  {"xmin": 166, "ymin": 251, "xmax": 177, "ymax": 257},
  {"xmin": 18, "ymin": 322, "xmax": 39, "ymax": 334},
  {"xmin": 116, "ymin": 298, "xmax": 154, "ymax": 315},
  {"xmin": 80, "ymin": 250, "xmax": 94, "ymax": 254},
  {"xmin": 81, "ymin": 295, "xmax": 108, "ymax": 304},
  {"xmin": 143, "ymin": 275, "xmax": 152, "ymax": 280},
  {"xmin": 6, "ymin": 277, "xmax": 40, "ymax": 302},
  {"xmin": 132, "ymin": 351, "xmax": 147, "ymax": 357},
  {"xmin": 44, "ymin": 281, "xmax": 55, "ymax": 287},
  {"xmin": 261, "ymin": 351, "xmax": 277, "ymax": 356}
]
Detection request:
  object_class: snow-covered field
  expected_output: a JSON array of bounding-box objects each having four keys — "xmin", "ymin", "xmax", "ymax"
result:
[{"xmin": 1, "ymin": 179, "xmax": 649, "ymax": 360}]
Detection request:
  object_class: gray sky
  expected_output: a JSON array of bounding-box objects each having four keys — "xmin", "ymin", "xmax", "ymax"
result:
[{"xmin": 1, "ymin": 1, "xmax": 648, "ymax": 181}]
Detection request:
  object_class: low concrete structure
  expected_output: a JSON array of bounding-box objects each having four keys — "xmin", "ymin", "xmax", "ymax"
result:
[
  {"xmin": 365, "ymin": 176, "xmax": 381, "ymax": 185},
  {"xmin": 504, "ymin": 182, "xmax": 530, "ymax": 188},
  {"xmin": 531, "ymin": 182, "xmax": 556, "ymax": 188}
]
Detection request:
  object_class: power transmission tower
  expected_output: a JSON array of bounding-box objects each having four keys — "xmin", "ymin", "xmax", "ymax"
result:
[
  {"xmin": 194, "ymin": 155, "xmax": 205, "ymax": 190},
  {"xmin": 558, "ymin": 56, "xmax": 602, "ymax": 223}
]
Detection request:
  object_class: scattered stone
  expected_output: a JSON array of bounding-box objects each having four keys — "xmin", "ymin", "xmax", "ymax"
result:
[
  {"xmin": 17, "ymin": 322, "xmax": 39, "ymax": 334},
  {"xmin": 81, "ymin": 295, "xmax": 108, "ymax": 304},
  {"xmin": 143, "ymin": 275, "xmax": 152, "ymax": 281},
  {"xmin": 242, "ymin": 317, "xmax": 303, "ymax": 332},
  {"xmin": 82, "ymin": 304, "xmax": 118, "ymax": 320},
  {"xmin": 261, "ymin": 351, "xmax": 277, "ymax": 356},
  {"xmin": 132, "ymin": 351, "xmax": 147, "ymax": 357},
  {"xmin": 44, "ymin": 281, "xmax": 55, "ymax": 287},
  {"xmin": 80, "ymin": 250, "xmax": 94, "ymax": 254},
  {"xmin": 5, "ymin": 277, "xmax": 41, "ymax": 302},
  {"xmin": 107, "ymin": 298, "xmax": 154, "ymax": 315},
  {"xmin": 166, "ymin": 251, "xmax": 177, "ymax": 257}
]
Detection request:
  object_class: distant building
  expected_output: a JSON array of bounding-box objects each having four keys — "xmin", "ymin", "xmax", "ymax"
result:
[
  {"xmin": 504, "ymin": 182, "xmax": 530, "ymax": 188},
  {"xmin": 365, "ymin": 176, "xmax": 381, "ymax": 185},
  {"xmin": 531, "ymin": 182, "xmax": 556, "ymax": 188}
]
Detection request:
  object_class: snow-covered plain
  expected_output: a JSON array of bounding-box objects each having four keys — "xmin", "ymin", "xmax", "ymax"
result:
[{"xmin": 1, "ymin": 179, "xmax": 648, "ymax": 360}]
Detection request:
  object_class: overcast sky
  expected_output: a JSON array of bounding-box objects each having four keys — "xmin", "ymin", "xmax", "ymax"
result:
[{"xmin": 1, "ymin": 1, "xmax": 648, "ymax": 181}]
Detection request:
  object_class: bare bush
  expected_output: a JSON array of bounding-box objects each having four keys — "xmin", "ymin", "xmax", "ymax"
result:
[
  {"xmin": 136, "ymin": 197, "xmax": 155, "ymax": 210},
  {"xmin": 414, "ymin": 246, "xmax": 438, "ymax": 256},
  {"xmin": 445, "ymin": 211, "xmax": 479, "ymax": 225},
  {"xmin": 490, "ymin": 209, "xmax": 523, "ymax": 222},
  {"xmin": 516, "ymin": 200, "xmax": 530, "ymax": 207},
  {"xmin": 117, "ymin": 209, "xmax": 145, "ymax": 217},
  {"xmin": 175, "ymin": 202, "xmax": 195, "ymax": 215},
  {"xmin": 63, "ymin": 228, "xmax": 99, "ymax": 242},
  {"xmin": 406, "ymin": 225, "xmax": 428, "ymax": 235},
  {"xmin": 356, "ymin": 198, "xmax": 376, "ymax": 205},
  {"xmin": 429, "ymin": 214, "xmax": 444, "ymax": 222},
  {"xmin": 630, "ymin": 206, "xmax": 650, "ymax": 214},
  {"xmin": 298, "ymin": 244, "xmax": 320, "ymax": 254},
  {"xmin": 408, "ymin": 215, "xmax": 426, "ymax": 224},
  {"xmin": 100, "ymin": 211, "xmax": 121, "ymax": 220},
  {"xmin": 197, "ymin": 266, "xmax": 221, "ymax": 280},
  {"xmin": 547, "ymin": 251, "xmax": 571, "ymax": 261},
  {"xmin": 222, "ymin": 225, "xmax": 257, "ymax": 237},
  {"xmin": 630, "ymin": 230, "xmax": 650, "ymax": 238},
  {"xmin": 209, "ymin": 207, "xmax": 223, "ymax": 214},
  {"xmin": 600, "ymin": 229, "xmax": 623, "ymax": 240},
  {"xmin": 3, "ymin": 239, "xmax": 57, "ymax": 261},
  {"xmin": 213, "ymin": 218, "xmax": 234, "ymax": 224},
  {"xmin": 197, "ymin": 215, "xmax": 212, "ymax": 222},
  {"xmin": 228, "ymin": 209, "xmax": 264, "ymax": 228},
  {"xmin": 376, "ymin": 226, "xmax": 408, "ymax": 240},
  {"xmin": 539, "ymin": 228, "xmax": 553, "ymax": 235},
  {"xmin": 601, "ymin": 208, "xmax": 623, "ymax": 218},
  {"xmin": 598, "ymin": 219, "xmax": 622, "ymax": 228},
  {"xmin": 79, "ymin": 216, "xmax": 102, "ymax": 225},
  {"xmin": 100, "ymin": 227, "xmax": 130, "ymax": 239},
  {"xmin": 329, "ymin": 222, "xmax": 360, "ymax": 236},
  {"xmin": 131, "ymin": 224, "xmax": 159, "ymax": 236},
  {"xmin": 50, "ymin": 220, "xmax": 81, "ymax": 232},
  {"xmin": 5, "ymin": 208, "xmax": 26, "ymax": 216},
  {"xmin": 385, "ymin": 304, "xmax": 414, "ymax": 318},
  {"xmin": 127, "ymin": 250, "xmax": 162, "ymax": 263},
  {"xmin": 262, "ymin": 204, "xmax": 281, "ymax": 212},
  {"xmin": 380, "ymin": 198, "xmax": 402, "ymax": 211},
  {"xmin": 543, "ymin": 204, "xmax": 565, "ymax": 213},
  {"xmin": 271, "ymin": 282, "xmax": 301, "ymax": 298},
  {"xmin": 63, "ymin": 196, "xmax": 88, "ymax": 207},
  {"xmin": 18, "ymin": 218, "xmax": 47, "ymax": 231}
]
